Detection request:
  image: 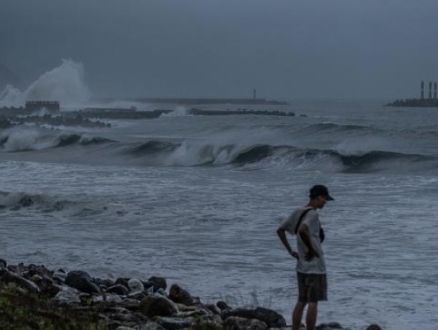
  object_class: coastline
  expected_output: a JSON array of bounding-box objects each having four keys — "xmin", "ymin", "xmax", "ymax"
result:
[{"xmin": 0, "ymin": 259, "xmax": 381, "ymax": 330}]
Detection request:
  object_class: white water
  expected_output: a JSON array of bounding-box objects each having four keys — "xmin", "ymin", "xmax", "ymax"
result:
[
  {"xmin": 0, "ymin": 59, "xmax": 90, "ymax": 108},
  {"xmin": 1, "ymin": 63, "xmax": 438, "ymax": 329},
  {"xmin": 0, "ymin": 161, "xmax": 437, "ymax": 330}
]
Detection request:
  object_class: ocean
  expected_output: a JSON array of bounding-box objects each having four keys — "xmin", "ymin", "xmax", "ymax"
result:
[{"xmin": 1, "ymin": 85, "xmax": 438, "ymax": 329}]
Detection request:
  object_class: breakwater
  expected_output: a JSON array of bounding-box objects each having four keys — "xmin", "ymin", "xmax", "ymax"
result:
[
  {"xmin": 0, "ymin": 106, "xmax": 295, "ymax": 129},
  {"xmin": 97, "ymin": 98, "xmax": 290, "ymax": 106},
  {"xmin": 386, "ymin": 98, "xmax": 438, "ymax": 107}
]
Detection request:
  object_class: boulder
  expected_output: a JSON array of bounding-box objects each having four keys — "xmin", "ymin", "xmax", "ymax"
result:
[
  {"xmin": 365, "ymin": 325, "xmax": 383, "ymax": 330},
  {"xmin": 169, "ymin": 284, "xmax": 193, "ymax": 305},
  {"xmin": 65, "ymin": 270, "xmax": 100, "ymax": 294},
  {"xmin": 155, "ymin": 316, "xmax": 195, "ymax": 330},
  {"xmin": 26, "ymin": 264, "xmax": 53, "ymax": 279},
  {"xmin": 53, "ymin": 269, "xmax": 67, "ymax": 284},
  {"xmin": 139, "ymin": 295, "xmax": 177, "ymax": 318},
  {"xmin": 316, "ymin": 323, "xmax": 343, "ymax": 330},
  {"xmin": 31, "ymin": 274, "xmax": 59, "ymax": 296},
  {"xmin": 94, "ymin": 277, "xmax": 115, "ymax": 289},
  {"xmin": 133, "ymin": 322, "xmax": 166, "ymax": 330},
  {"xmin": 106, "ymin": 284, "xmax": 129, "ymax": 296},
  {"xmin": 0, "ymin": 270, "xmax": 40, "ymax": 293},
  {"xmin": 134, "ymin": 322, "xmax": 166, "ymax": 330},
  {"xmin": 52, "ymin": 286, "xmax": 81, "ymax": 305},
  {"xmin": 205, "ymin": 303, "xmax": 221, "ymax": 315},
  {"xmin": 145, "ymin": 276, "xmax": 167, "ymax": 292},
  {"xmin": 223, "ymin": 316, "xmax": 267, "ymax": 330},
  {"xmin": 216, "ymin": 300, "xmax": 231, "ymax": 311},
  {"xmin": 222, "ymin": 307, "xmax": 286, "ymax": 328},
  {"xmin": 128, "ymin": 278, "xmax": 147, "ymax": 300},
  {"xmin": 115, "ymin": 277, "xmax": 130, "ymax": 288}
]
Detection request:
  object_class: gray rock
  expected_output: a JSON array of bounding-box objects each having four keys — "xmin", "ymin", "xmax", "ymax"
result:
[
  {"xmin": 106, "ymin": 284, "xmax": 130, "ymax": 296},
  {"xmin": 53, "ymin": 269, "xmax": 67, "ymax": 284},
  {"xmin": 205, "ymin": 303, "xmax": 221, "ymax": 315},
  {"xmin": 93, "ymin": 293, "xmax": 123, "ymax": 303},
  {"xmin": 191, "ymin": 320, "xmax": 224, "ymax": 330},
  {"xmin": 94, "ymin": 277, "xmax": 115, "ymax": 289},
  {"xmin": 316, "ymin": 322, "xmax": 343, "ymax": 330},
  {"xmin": 216, "ymin": 301, "xmax": 231, "ymax": 311},
  {"xmin": 26, "ymin": 264, "xmax": 53, "ymax": 279},
  {"xmin": 222, "ymin": 307, "xmax": 286, "ymax": 328},
  {"xmin": 52, "ymin": 286, "xmax": 81, "ymax": 305},
  {"xmin": 169, "ymin": 284, "xmax": 194, "ymax": 306},
  {"xmin": 65, "ymin": 270, "xmax": 100, "ymax": 294},
  {"xmin": 133, "ymin": 323, "xmax": 166, "ymax": 330},
  {"xmin": 0, "ymin": 270, "xmax": 41, "ymax": 293},
  {"xmin": 365, "ymin": 325, "xmax": 383, "ymax": 330},
  {"xmin": 139, "ymin": 295, "xmax": 177, "ymax": 318},
  {"xmin": 223, "ymin": 316, "xmax": 268, "ymax": 330},
  {"xmin": 145, "ymin": 276, "xmax": 167, "ymax": 292},
  {"xmin": 155, "ymin": 316, "xmax": 195, "ymax": 330},
  {"xmin": 116, "ymin": 277, "xmax": 130, "ymax": 288}
]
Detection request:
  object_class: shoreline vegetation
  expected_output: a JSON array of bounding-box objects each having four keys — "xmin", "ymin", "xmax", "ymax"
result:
[{"xmin": 0, "ymin": 259, "xmax": 382, "ymax": 330}]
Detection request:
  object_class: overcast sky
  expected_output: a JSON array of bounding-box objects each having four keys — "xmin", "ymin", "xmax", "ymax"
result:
[{"xmin": 1, "ymin": 0, "xmax": 438, "ymax": 100}]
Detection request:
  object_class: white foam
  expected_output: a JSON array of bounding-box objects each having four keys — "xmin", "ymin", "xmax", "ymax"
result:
[
  {"xmin": 160, "ymin": 106, "xmax": 190, "ymax": 117},
  {"xmin": 1, "ymin": 127, "xmax": 55, "ymax": 151},
  {"xmin": 165, "ymin": 128, "xmax": 295, "ymax": 166},
  {"xmin": 0, "ymin": 59, "xmax": 90, "ymax": 108},
  {"xmin": 334, "ymin": 137, "xmax": 390, "ymax": 156}
]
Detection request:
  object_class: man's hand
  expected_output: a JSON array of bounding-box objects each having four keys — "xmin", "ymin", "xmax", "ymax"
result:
[{"xmin": 291, "ymin": 251, "xmax": 299, "ymax": 260}]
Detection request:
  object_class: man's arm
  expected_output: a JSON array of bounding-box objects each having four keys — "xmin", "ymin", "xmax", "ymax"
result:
[
  {"xmin": 298, "ymin": 224, "xmax": 319, "ymax": 261},
  {"xmin": 276, "ymin": 227, "xmax": 299, "ymax": 259}
]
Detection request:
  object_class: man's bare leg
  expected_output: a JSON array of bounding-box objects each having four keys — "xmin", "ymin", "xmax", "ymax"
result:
[
  {"xmin": 306, "ymin": 302, "xmax": 318, "ymax": 330},
  {"xmin": 292, "ymin": 301, "xmax": 306, "ymax": 330}
]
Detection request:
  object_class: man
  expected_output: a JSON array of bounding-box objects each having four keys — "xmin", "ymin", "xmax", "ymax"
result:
[{"xmin": 276, "ymin": 185, "xmax": 334, "ymax": 330}]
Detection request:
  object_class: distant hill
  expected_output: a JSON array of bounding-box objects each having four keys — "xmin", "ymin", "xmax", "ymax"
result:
[{"xmin": 0, "ymin": 62, "xmax": 22, "ymax": 91}]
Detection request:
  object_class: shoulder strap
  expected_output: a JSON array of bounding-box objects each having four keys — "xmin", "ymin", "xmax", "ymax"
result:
[{"xmin": 294, "ymin": 208, "xmax": 313, "ymax": 235}]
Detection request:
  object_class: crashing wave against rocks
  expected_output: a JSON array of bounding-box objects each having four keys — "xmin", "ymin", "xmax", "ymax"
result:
[{"xmin": 0, "ymin": 259, "xmax": 382, "ymax": 330}]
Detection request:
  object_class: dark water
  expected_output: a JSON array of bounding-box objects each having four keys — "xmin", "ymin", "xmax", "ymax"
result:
[{"xmin": 0, "ymin": 100, "xmax": 437, "ymax": 329}]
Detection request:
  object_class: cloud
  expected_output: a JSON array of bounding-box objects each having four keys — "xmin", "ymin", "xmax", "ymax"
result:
[{"xmin": 1, "ymin": 0, "xmax": 438, "ymax": 99}]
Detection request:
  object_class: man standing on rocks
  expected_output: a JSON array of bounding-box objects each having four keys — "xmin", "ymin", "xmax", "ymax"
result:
[{"xmin": 276, "ymin": 185, "xmax": 334, "ymax": 330}]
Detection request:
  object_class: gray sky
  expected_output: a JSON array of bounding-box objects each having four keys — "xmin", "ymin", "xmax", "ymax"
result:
[{"xmin": 1, "ymin": 0, "xmax": 438, "ymax": 100}]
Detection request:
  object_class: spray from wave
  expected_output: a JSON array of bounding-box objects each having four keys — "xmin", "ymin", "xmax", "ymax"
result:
[
  {"xmin": 160, "ymin": 106, "xmax": 190, "ymax": 117},
  {"xmin": 0, "ymin": 59, "xmax": 91, "ymax": 108}
]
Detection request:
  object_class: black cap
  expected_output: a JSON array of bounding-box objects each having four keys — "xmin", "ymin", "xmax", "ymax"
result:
[{"xmin": 309, "ymin": 185, "xmax": 334, "ymax": 201}]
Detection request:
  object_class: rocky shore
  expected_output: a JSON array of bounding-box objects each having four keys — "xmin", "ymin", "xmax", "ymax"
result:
[{"xmin": 0, "ymin": 259, "xmax": 382, "ymax": 330}]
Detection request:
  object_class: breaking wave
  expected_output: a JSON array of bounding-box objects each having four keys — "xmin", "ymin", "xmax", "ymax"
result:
[
  {"xmin": 121, "ymin": 138, "xmax": 437, "ymax": 173},
  {"xmin": 0, "ymin": 127, "xmax": 112, "ymax": 152},
  {"xmin": 0, "ymin": 191, "xmax": 73, "ymax": 213},
  {"xmin": 0, "ymin": 191, "xmax": 109, "ymax": 217},
  {"xmin": 0, "ymin": 59, "xmax": 90, "ymax": 108},
  {"xmin": 298, "ymin": 123, "xmax": 382, "ymax": 137},
  {"xmin": 127, "ymin": 140, "xmax": 179, "ymax": 155},
  {"xmin": 0, "ymin": 125, "xmax": 435, "ymax": 173}
]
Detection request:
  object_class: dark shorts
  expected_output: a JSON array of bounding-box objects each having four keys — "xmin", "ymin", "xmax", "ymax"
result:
[{"xmin": 297, "ymin": 272, "xmax": 327, "ymax": 303}]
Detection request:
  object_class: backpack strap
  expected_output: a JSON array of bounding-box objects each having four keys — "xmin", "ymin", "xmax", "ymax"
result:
[{"xmin": 294, "ymin": 208, "xmax": 313, "ymax": 235}]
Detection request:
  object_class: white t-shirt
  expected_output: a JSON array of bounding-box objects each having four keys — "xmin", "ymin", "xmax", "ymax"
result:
[{"xmin": 280, "ymin": 207, "xmax": 326, "ymax": 274}]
